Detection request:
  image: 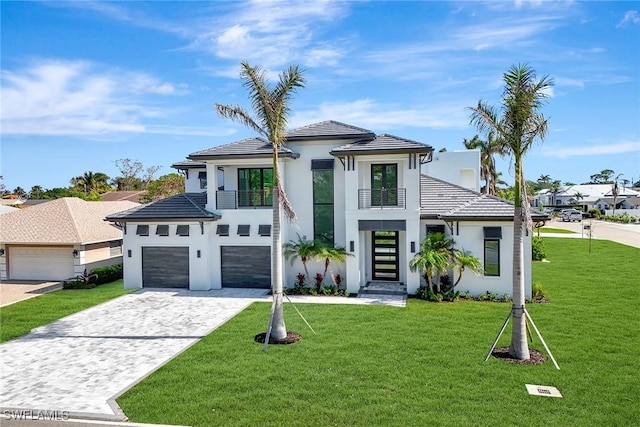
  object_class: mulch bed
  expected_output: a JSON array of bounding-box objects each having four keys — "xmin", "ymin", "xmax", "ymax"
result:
[
  {"xmin": 254, "ymin": 331, "xmax": 302, "ymax": 345},
  {"xmin": 491, "ymin": 347, "xmax": 547, "ymax": 365}
]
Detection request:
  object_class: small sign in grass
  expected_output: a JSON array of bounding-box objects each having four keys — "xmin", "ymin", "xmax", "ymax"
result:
[{"xmin": 526, "ymin": 384, "xmax": 563, "ymax": 398}]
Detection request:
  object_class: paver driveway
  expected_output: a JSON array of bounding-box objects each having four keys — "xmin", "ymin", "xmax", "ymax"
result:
[{"xmin": 0, "ymin": 288, "xmax": 269, "ymax": 421}]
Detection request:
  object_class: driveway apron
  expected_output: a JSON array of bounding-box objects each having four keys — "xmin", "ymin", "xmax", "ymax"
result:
[{"xmin": 0, "ymin": 288, "xmax": 268, "ymax": 420}]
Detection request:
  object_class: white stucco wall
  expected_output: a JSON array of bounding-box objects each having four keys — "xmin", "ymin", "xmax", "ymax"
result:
[{"xmin": 422, "ymin": 150, "xmax": 481, "ymax": 192}]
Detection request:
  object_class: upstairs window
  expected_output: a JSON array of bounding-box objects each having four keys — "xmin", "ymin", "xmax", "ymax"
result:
[
  {"xmin": 238, "ymin": 168, "xmax": 273, "ymax": 207},
  {"xmin": 312, "ymin": 160, "xmax": 334, "ymax": 245},
  {"xmin": 136, "ymin": 225, "xmax": 149, "ymax": 236},
  {"xmin": 176, "ymin": 225, "xmax": 190, "ymax": 236},
  {"xmin": 156, "ymin": 225, "xmax": 169, "ymax": 236},
  {"xmin": 198, "ymin": 171, "xmax": 207, "ymax": 189}
]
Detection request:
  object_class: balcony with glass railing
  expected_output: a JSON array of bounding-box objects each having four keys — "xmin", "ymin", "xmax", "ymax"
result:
[
  {"xmin": 358, "ymin": 188, "xmax": 406, "ymax": 209},
  {"xmin": 216, "ymin": 190, "xmax": 273, "ymax": 209}
]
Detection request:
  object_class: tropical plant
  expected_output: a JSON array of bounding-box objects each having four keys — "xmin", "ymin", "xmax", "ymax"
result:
[
  {"xmin": 468, "ymin": 63, "xmax": 553, "ymax": 360},
  {"xmin": 409, "ymin": 233, "xmax": 453, "ymax": 292},
  {"xmin": 215, "ymin": 62, "xmax": 305, "ymax": 342},
  {"xmin": 283, "ymin": 234, "xmax": 318, "ymax": 284},
  {"xmin": 141, "ymin": 173, "xmax": 185, "ymax": 203},
  {"xmin": 71, "ymin": 171, "xmax": 111, "ymax": 195},
  {"xmin": 315, "ymin": 245, "xmax": 351, "ymax": 291},
  {"xmin": 451, "ymin": 250, "xmax": 482, "ymax": 290},
  {"xmin": 549, "ymin": 180, "xmax": 561, "ymax": 205},
  {"xmin": 462, "ymin": 133, "xmax": 504, "ymax": 195}
]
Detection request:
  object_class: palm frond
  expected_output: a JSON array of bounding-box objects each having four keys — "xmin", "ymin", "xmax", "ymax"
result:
[{"xmin": 214, "ymin": 104, "xmax": 266, "ymax": 137}]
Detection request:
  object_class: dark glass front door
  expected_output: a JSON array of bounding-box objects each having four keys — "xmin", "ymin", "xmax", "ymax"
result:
[{"xmin": 372, "ymin": 231, "xmax": 399, "ymax": 281}]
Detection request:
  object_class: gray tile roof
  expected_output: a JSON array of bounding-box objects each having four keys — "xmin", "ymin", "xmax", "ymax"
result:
[
  {"xmin": 0, "ymin": 198, "xmax": 139, "ymax": 244},
  {"xmin": 421, "ymin": 175, "xmax": 547, "ymax": 221},
  {"xmin": 331, "ymin": 134, "xmax": 433, "ymax": 156},
  {"xmin": 171, "ymin": 160, "xmax": 206, "ymax": 169},
  {"xmin": 188, "ymin": 137, "xmax": 299, "ymax": 160},
  {"xmin": 285, "ymin": 120, "xmax": 375, "ymax": 140},
  {"xmin": 106, "ymin": 193, "xmax": 220, "ymax": 222}
]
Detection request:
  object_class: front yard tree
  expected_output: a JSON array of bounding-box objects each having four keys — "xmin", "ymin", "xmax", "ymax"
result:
[
  {"xmin": 283, "ymin": 234, "xmax": 318, "ymax": 286},
  {"xmin": 469, "ymin": 64, "xmax": 553, "ymax": 360},
  {"xmin": 215, "ymin": 62, "xmax": 305, "ymax": 343}
]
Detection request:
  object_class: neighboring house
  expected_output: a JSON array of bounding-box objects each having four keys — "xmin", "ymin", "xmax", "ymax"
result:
[
  {"xmin": 0, "ymin": 206, "xmax": 19, "ymax": 215},
  {"xmin": 101, "ymin": 191, "xmax": 147, "ymax": 203},
  {"xmin": 0, "ymin": 198, "xmax": 139, "ymax": 281},
  {"xmin": 107, "ymin": 120, "xmax": 544, "ymax": 297},
  {"xmin": 533, "ymin": 184, "xmax": 640, "ymax": 212}
]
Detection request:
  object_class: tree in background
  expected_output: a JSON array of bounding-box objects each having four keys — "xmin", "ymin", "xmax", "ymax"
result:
[
  {"xmin": 215, "ymin": 62, "xmax": 305, "ymax": 343},
  {"xmin": 70, "ymin": 171, "xmax": 112, "ymax": 196},
  {"xmin": 141, "ymin": 173, "xmax": 185, "ymax": 203},
  {"xmin": 113, "ymin": 159, "xmax": 160, "ymax": 191},
  {"xmin": 549, "ymin": 180, "xmax": 562, "ymax": 205},
  {"xmin": 462, "ymin": 132, "xmax": 504, "ymax": 195},
  {"xmin": 587, "ymin": 169, "xmax": 615, "ymax": 184},
  {"xmin": 469, "ymin": 64, "xmax": 553, "ymax": 360}
]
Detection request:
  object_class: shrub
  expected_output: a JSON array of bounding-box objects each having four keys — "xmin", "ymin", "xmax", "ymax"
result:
[
  {"xmin": 89, "ymin": 264, "xmax": 123, "ymax": 285},
  {"xmin": 588, "ymin": 208, "xmax": 601, "ymax": 219},
  {"xmin": 532, "ymin": 281, "xmax": 545, "ymax": 298},
  {"xmin": 532, "ymin": 236, "xmax": 546, "ymax": 261}
]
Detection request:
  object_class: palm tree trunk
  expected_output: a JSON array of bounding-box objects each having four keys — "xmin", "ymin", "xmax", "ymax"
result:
[
  {"xmin": 510, "ymin": 160, "xmax": 530, "ymax": 360},
  {"xmin": 269, "ymin": 156, "xmax": 287, "ymax": 341}
]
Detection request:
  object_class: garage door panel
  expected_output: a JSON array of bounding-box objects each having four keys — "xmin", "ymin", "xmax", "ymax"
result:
[
  {"xmin": 142, "ymin": 247, "xmax": 189, "ymax": 288},
  {"xmin": 9, "ymin": 247, "xmax": 74, "ymax": 281},
  {"xmin": 221, "ymin": 246, "xmax": 271, "ymax": 288}
]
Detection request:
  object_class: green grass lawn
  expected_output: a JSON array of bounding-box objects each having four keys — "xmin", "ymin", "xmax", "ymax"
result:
[
  {"xmin": 0, "ymin": 280, "xmax": 133, "ymax": 343},
  {"xmin": 538, "ymin": 227, "xmax": 576, "ymax": 234},
  {"xmin": 118, "ymin": 238, "xmax": 639, "ymax": 426}
]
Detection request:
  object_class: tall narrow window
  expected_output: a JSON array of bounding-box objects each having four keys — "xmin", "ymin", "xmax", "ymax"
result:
[
  {"xmin": 312, "ymin": 160, "xmax": 334, "ymax": 245},
  {"xmin": 238, "ymin": 168, "xmax": 273, "ymax": 207},
  {"xmin": 198, "ymin": 171, "xmax": 207, "ymax": 189},
  {"xmin": 371, "ymin": 164, "xmax": 398, "ymax": 207},
  {"xmin": 484, "ymin": 240, "xmax": 500, "ymax": 276}
]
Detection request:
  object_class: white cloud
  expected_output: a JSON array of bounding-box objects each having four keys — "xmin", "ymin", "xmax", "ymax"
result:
[
  {"xmin": 289, "ymin": 99, "xmax": 469, "ymax": 130},
  {"xmin": 541, "ymin": 141, "xmax": 640, "ymax": 158},
  {"xmin": 617, "ymin": 10, "xmax": 640, "ymax": 28},
  {"xmin": 0, "ymin": 59, "xmax": 205, "ymax": 137}
]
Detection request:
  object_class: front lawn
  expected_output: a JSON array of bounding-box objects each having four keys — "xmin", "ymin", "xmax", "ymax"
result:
[
  {"xmin": 538, "ymin": 227, "xmax": 575, "ymax": 234},
  {"xmin": 118, "ymin": 239, "xmax": 639, "ymax": 426},
  {"xmin": 0, "ymin": 280, "xmax": 133, "ymax": 343}
]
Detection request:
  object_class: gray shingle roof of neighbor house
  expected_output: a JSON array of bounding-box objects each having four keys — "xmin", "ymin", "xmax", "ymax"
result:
[
  {"xmin": 188, "ymin": 137, "xmax": 300, "ymax": 160},
  {"xmin": 105, "ymin": 192, "xmax": 220, "ymax": 222},
  {"xmin": 285, "ymin": 120, "xmax": 376, "ymax": 140},
  {"xmin": 171, "ymin": 160, "xmax": 206, "ymax": 170},
  {"xmin": 331, "ymin": 134, "xmax": 433, "ymax": 156},
  {"xmin": 420, "ymin": 175, "xmax": 548, "ymax": 221},
  {"xmin": 0, "ymin": 198, "xmax": 139, "ymax": 244}
]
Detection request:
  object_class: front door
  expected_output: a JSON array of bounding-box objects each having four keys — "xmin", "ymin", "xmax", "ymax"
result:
[{"xmin": 372, "ymin": 231, "xmax": 399, "ymax": 281}]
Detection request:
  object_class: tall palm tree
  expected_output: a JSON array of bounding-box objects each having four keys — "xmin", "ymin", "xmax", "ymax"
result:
[
  {"xmin": 549, "ymin": 180, "xmax": 562, "ymax": 205},
  {"xmin": 283, "ymin": 234, "xmax": 318, "ymax": 285},
  {"xmin": 537, "ymin": 174, "xmax": 551, "ymax": 187},
  {"xmin": 215, "ymin": 62, "xmax": 305, "ymax": 342},
  {"xmin": 409, "ymin": 233, "xmax": 453, "ymax": 292},
  {"xmin": 463, "ymin": 132, "xmax": 504, "ymax": 195},
  {"xmin": 469, "ymin": 64, "xmax": 553, "ymax": 360}
]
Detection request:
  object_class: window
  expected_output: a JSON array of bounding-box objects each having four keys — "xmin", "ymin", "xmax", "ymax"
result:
[
  {"xmin": 371, "ymin": 164, "xmax": 398, "ymax": 206},
  {"xmin": 156, "ymin": 225, "xmax": 169, "ymax": 236},
  {"xmin": 483, "ymin": 227, "xmax": 502, "ymax": 239},
  {"xmin": 237, "ymin": 224, "xmax": 250, "ymax": 236},
  {"xmin": 258, "ymin": 224, "xmax": 271, "ymax": 236},
  {"xmin": 136, "ymin": 225, "xmax": 149, "ymax": 236},
  {"xmin": 484, "ymin": 240, "xmax": 500, "ymax": 276},
  {"xmin": 176, "ymin": 225, "xmax": 189, "ymax": 236},
  {"xmin": 313, "ymin": 163, "xmax": 334, "ymax": 245},
  {"xmin": 426, "ymin": 224, "xmax": 446, "ymax": 236},
  {"xmin": 216, "ymin": 224, "xmax": 229, "ymax": 236},
  {"xmin": 238, "ymin": 168, "xmax": 273, "ymax": 207},
  {"xmin": 109, "ymin": 240, "xmax": 122, "ymax": 257},
  {"xmin": 198, "ymin": 171, "xmax": 207, "ymax": 189}
]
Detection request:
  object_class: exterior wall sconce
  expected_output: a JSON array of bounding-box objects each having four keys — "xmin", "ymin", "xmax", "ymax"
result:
[
  {"xmin": 197, "ymin": 250, "xmax": 201, "ymax": 258},
  {"xmin": 0, "ymin": 249, "xmax": 5, "ymax": 256},
  {"xmin": 72, "ymin": 250, "xmax": 79, "ymax": 257},
  {"xmin": 411, "ymin": 241, "xmax": 416, "ymax": 253},
  {"xmin": 349, "ymin": 241, "xmax": 354, "ymax": 252}
]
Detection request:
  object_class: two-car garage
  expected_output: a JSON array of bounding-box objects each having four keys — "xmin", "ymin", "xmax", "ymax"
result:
[
  {"xmin": 140, "ymin": 245, "xmax": 271, "ymax": 289},
  {"xmin": 8, "ymin": 246, "xmax": 75, "ymax": 281}
]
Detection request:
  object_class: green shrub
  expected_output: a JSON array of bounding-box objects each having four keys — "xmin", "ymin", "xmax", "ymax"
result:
[
  {"xmin": 90, "ymin": 264, "xmax": 123, "ymax": 285},
  {"xmin": 588, "ymin": 208, "xmax": 601, "ymax": 219},
  {"xmin": 63, "ymin": 280, "xmax": 97, "ymax": 290},
  {"xmin": 532, "ymin": 281, "xmax": 545, "ymax": 298},
  {"xmin": 532, "ymin": 236, "xmax": 546, "ymax": 261}
]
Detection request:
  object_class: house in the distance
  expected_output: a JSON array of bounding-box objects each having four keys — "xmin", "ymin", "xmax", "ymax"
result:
[
  {"xmin": 0, "ymin": 197, "xmax": 139, "ymax": 281},
  {"xmin": 108, "ymin": 121, "xmax": 543, "ymax": 297}
]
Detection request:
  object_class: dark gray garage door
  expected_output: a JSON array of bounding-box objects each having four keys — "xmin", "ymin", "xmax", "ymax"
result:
[
  {"xmin": 221, "ymin": 246, "xmax": 271, "ymax": 288},
  {"xmin": 142, "ymin": 247, "xmax": 189, "ymax": 288}
]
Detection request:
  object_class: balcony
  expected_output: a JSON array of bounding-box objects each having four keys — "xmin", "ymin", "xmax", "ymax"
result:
[
  {"xmin": 216, "ymin": 190, "xmax": 273, "ymax": 209},
  {"xmin": 358, "ymin": 188, "xmax": 406, "ymax": 209}
]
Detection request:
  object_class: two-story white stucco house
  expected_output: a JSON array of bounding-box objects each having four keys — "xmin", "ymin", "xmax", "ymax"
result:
[{"xmin": 107, "ymin": 121, "xmax": 543, "ymax": 297}]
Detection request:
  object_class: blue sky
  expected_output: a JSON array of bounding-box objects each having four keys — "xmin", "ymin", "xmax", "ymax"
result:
[{"xmin": 1, "ymin": 1, "xmax": 639, "ymax": 191}]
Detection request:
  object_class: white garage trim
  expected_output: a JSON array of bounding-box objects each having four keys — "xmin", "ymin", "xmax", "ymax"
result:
[{"xmin": 9, "ymin": 246, "xmax": 75, "ymax": 281}]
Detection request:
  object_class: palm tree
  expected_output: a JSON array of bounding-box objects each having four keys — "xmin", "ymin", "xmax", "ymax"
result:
[
  {"xmin": 409, "ymin": 233, "xmax": 453, "ymax": 292},
  {"xmin": 315, "ymin": 245, "xmax": 351, "ymax": 290},
  {"xmin": 469, "ymin": 64, "xmax": 553, "ymax": 360},
  {"xmin": 71, "ymin": 171, "xmax": 111, "ymax": 195},
  {"xmin": 215, "ymin": 62, "xmax": 305, "ymax": 342},
  {"xmin": 537, "ymin": 174, "xmax": 551, "ymax": 187},
  {"xmin": 462, "ymin": 133, "xmax": 504, "ymax": 195},
  {"xmin": 283, "ymin": 234, "xmax": 318, "ymax": 285},
  {"xmin": 428, "ymin": 232, "xmax": 455, "ymax": 292},
  {"xmin": 549, "ymin": 180, "xmax": 561, "ymax": 205},
  {"xmin": 451, "ymin": 250, "xmax": 482, "ymax": 290}
]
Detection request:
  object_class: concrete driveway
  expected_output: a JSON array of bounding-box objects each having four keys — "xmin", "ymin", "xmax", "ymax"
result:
[
  {"xmin": 0, "ymin": 288, "xmax": 269, "ymax": 421},
  {"xmin": 0, "ymin": 281, "xmax": 63, "ymax": 307}
]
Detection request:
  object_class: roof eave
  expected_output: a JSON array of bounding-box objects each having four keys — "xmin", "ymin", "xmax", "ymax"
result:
[
  {"xmin": 285, "ymin": 133, "xmax": 376, "ymax": 142},
  {"xmin": 188, "ymin": 152, "xmax": 300, "ymax": 161},
  {"xmin": 105, "ymin": 215, "xmax": 220, "ymax": 222},
  {"xmin": 331, "ymin": 148, "xmax": 433, "ymax": 156}
]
